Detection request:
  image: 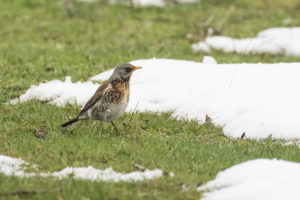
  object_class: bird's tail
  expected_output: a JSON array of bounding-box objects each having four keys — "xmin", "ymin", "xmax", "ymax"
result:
[{"xmin": 61, "ymin": 117, "xmax": 79, "ymax": 127}]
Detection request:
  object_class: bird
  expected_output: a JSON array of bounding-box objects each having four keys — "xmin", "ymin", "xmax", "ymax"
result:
[{"xmin": 60, "ymin": 63, "xmax": 142, "ymax": 134}]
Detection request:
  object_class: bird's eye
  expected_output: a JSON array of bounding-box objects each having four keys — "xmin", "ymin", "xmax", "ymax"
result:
[{"xmin": 126, "ymin": 68, "xmax": 131, "ymax": 72}]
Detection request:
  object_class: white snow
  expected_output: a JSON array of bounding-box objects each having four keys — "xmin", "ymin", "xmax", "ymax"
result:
[
  {"xmin": 202, "ymin": 56, "xmax": 217, "ymax": 64},
  {"xmin": 12, "ymin": 58, "xmax": 300, "ymax": 140},
  {"xmin": 0, "ymin": 155, "xmax": 163, "ymax": 182},
  {"xmin": 0, "ymin": 155, "xmax": 31, "ymax": 177},
  {"xmin": 17, "ymin": 76, "xmax": 99, "ymax": 106},
  {"xmin": 192, "ymin": 27, "xmax": 300, "ymax": 57},
  {"xmin": 44, "ymin": 167, "xmax": 163, "ymax": 182},
  {"xmin": 109, "ymin": 0, "xmax": 195, "ymax": 7},
  {"xmin": 191, "ymin": 42, "xmax": 211, "ymax": 53},
  {"xmin": 198, "ymin": 159, "xmax": 300, "ymax": 200}
]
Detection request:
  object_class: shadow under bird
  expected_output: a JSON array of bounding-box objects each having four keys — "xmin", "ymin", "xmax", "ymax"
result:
[{"xmin": 61, "ymin": 63, "xmax": 142, "ymax": 133}]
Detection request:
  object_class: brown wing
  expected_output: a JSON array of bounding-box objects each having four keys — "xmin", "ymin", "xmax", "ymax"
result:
[{"xmin": 78, "ymin": 80, "xmax": 111, "ymax": 115}]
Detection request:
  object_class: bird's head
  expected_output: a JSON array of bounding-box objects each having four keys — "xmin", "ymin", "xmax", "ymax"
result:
[{"xmin": 111, "ymin": 63, "xmax": 142, "ymax": 81}]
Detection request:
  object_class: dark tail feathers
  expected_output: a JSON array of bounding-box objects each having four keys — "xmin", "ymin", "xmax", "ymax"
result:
[{"xmin": 61, "ymin": 118, "xmax": 79, "ymax": 127}]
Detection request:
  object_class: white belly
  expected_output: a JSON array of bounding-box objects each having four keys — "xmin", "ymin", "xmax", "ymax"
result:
[
  {"xmin": 105, "ymin": 102, "xmax": 128, "ymax": 121},
  {"xmin": 86, "ymin": 102, "xmax": 128, "ymax": 122}
]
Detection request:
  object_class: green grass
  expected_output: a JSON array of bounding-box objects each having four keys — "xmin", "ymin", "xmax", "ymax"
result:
[{"xmin": 1, "ymin": 0, "xmax": 300, "ymax": 199}]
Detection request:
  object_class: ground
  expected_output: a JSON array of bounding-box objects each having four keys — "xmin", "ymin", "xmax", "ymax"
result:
[{"xmin": 1, "ymin": 0, "xmax": 300, "ymax": 199}]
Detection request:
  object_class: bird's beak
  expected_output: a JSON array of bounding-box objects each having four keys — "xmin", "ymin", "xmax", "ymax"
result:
[{"xmin": 132, "ymin": 66, "xmax": 142, "ymax": 71}]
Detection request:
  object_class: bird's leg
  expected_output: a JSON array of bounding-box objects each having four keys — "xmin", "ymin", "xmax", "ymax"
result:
[
  {"xmin": 100, "ymin": 121, "xmax": 104, "ymax": 135},
  {"xmin": 111, "ymin": 121, "xmax": 119, "ymax": 135}
]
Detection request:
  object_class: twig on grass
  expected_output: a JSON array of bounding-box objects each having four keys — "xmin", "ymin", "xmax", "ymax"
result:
[
  {"xmin": 203, "ymin": 15, "xmax": 215, "ymax": 28},
  {"xmin": 133, "ymin": 163, "xmax": 146, "ymax": 171},
  {"xmin": 199, "ymin": 14, "xmax": 215, "ymax": 39}
]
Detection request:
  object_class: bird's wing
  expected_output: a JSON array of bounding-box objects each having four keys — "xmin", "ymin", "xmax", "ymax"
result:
[{"xmin": 78, "ymin": 80, "xmax": 111, "ymax": 115}]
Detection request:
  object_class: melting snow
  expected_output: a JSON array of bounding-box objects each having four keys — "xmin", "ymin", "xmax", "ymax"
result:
[
  {"xmin": 16, "ymin": 76, "xmax": 99, "ymax": 106},
  {"xmin": 192, "ymin": 27, "xmax": 300, "ymax": 57},
  {"xmin": 202, "ymin": 56, "xmax": 217, "ymax": 64},
  {"xmin": 198, "ymin": 159, "xmax": 300, "ymax": 200},
  {"xmin": 0, "ymin": 155, "xmax": 163, "ymax": 182},
  {"xmin": 0, "ymin": 155, "xmax": 33, "ymax": 177},
  {"xmin": 12, "ymin": 58, "xmax": 300, "ymax": 140}
]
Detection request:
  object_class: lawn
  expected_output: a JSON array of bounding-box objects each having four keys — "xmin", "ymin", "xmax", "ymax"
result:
[{"xmin": 1, "ymin": 0, "xmax": 300, "ymax": 199}]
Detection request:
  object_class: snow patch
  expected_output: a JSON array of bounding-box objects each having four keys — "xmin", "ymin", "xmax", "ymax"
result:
[
  {"xmin": 0, "ymin": 155, "xmax": 163, "ymax": 182},
  {"xmin": 192, "ymin": 27, "xmax": 300, "ymax": 57},
  {"xmin": 12, "ymin": 58, "xmax": 300, "ymax": 140},
  {"xmin": 0, "ymin": 155, "xmax": 31, "ymax": 177},
  {"xmin": 191, "ymin": 42, "xmax": 211, "ymax": 53},
  {"xmin": 198, "ymin": 159, "xmax": 300, "ymax": 200},
  {"xmin": 16, "ymin": 76, "xmax": 99, "ymax": 107},
  {"xmin": 42, "ymin": 166, "xmax": 163, "ymax": 182},
  {"xmin": 202, "ymin": 56, "xmax": 217, "ymax": 64}
]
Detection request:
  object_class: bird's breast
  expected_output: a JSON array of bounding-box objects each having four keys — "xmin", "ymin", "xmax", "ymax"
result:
[
  {"xmin": 121, "ymin": 89, "xmax": 130, "ymax": 103},
  {"xmin": 111, "ymin": 82, "xmax": 130, "ymax": 104},
  {"xmin": 107, "ymin": 101, "xmax": 128, "ymax": 120}
]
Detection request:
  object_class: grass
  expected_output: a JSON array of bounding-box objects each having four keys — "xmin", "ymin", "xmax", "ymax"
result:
[{"xmin": 1, "ymin": 0, "xmax": 300, "ymax": 199}]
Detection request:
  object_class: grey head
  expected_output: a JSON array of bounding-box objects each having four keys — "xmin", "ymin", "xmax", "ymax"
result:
[{"xmin": 110, "ymin": 63, "xmax": 142, "ymax": 81}]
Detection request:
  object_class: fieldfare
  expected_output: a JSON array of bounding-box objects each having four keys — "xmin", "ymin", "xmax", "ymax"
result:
[{"xmin": 61, "ymin": 63, "xmax": 142, "ymax": 133}]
